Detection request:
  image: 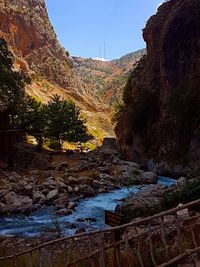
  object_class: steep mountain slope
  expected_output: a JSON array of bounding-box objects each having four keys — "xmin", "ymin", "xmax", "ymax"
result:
[
  {"xmin": 0, "ymin": 0, "xmax": 113, "ymax": 142},
  {"xmin": 73, "ymin": 49, "xmax": 146, "ymax": 105},
  {"xmin": 116, "ymin": 0, "xmax": 200, "ymax": 177}
]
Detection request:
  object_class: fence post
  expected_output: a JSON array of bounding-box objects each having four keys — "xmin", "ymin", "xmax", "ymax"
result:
[
  {"xmin": 174, "ymin": 213, "xmax": 182, "ymax": 253},
  {"xmin": 160, "ymin": 216, "xmax": 169, "ymax": 260},
  {"xmin": 90, "ymin": 235, "xmax": 95, "ymax": 267},
  {"xmin": 137, "ymin": 239, "xmax": 144, "ymax": 267},
  {"xmin": 113, "ymin": 229, "xmax": 121, "ymax": 267},
  {"xmin": 148, "ymin": 222, "xmax": 157, "ymax": 267},
  {"xmin": 28, "ymin": 252, "xmax": 33, "ymax": 267},
  {"xmin": 99, "ymin": 231, "xmax": 105, "ymax": 267}
]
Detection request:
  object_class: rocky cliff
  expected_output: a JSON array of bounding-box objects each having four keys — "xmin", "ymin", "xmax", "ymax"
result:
[
  {"xmin": 0, "ymin": 0, "xmax": 114, "ymax": 141},
  {"xmin": 116, "ymin": 0, "xmax": 200, "ymax": 177}
]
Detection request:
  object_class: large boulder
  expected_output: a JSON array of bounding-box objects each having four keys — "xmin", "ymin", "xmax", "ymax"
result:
[
  {"xmin": 3, "ymin": 191, "xmax": 33, "ymax": 214},
  {"xmin": 8, "ymin": 144, "xmax": 50, "ymax": 170},
  {"xmin": 116, "ymin": 184, "xmax": 171, "ymax": 222},
  {"xmin": 138, "ymin": 172, "xmax": 158, "ymax": 184}
]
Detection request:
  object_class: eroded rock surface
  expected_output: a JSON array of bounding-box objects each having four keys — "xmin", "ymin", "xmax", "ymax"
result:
[{"xmin": 116, "ymin": 0, "xmax": 200, "ymax": 177}]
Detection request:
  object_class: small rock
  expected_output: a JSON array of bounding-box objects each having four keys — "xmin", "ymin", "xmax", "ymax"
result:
[
  {"xmin": 74, "ymin": 186, "xmax": 80, "ymax": 193},
  {"xmin": 67, "ymin": 186, "xmax": 73, "ymax": 194},
  {"xmin": 56, "ymin": 162, "xmax": 68, "ymax": 171}
]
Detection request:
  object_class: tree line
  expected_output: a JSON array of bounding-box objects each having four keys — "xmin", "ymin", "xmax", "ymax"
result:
[{"xmin": 0, "ymin": 38, "xmax": 92, "ymax": 151}]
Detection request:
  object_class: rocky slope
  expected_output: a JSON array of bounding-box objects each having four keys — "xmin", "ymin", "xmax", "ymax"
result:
[
  {"xmin": 73, "ymin": 49, "xmax": 146, "ymax": 105},
  {"xmin": 0, "ymin": 0, "xmax": 113, "ymax": 142},
  {"xmin": 116, "ymin": 0, "xmax": 200, "ymax": 177}
]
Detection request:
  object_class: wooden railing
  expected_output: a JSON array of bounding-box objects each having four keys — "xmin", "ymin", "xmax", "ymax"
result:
[{"xmin": 0, "ymin": 199, "xmax": 200, "ymax": 267}]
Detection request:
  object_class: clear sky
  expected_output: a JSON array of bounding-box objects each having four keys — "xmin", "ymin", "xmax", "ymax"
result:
[{"xmin": 45, "ymin": 0, "xmax": 164, "ymax": 60}]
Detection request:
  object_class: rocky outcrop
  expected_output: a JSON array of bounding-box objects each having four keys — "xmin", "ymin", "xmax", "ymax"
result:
[{"xmin": 116, "ymin": 0, "xmax": 200, "ymax": 177}]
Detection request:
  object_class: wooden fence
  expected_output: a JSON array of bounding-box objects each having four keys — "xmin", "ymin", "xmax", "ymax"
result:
[{"xmin": 0, "ymin": 199, "xmax": 200, "ymax": 267}]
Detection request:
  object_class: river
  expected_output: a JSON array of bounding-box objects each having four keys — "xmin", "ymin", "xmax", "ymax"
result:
[{"xmin": 0, "ymin": 176, "xmax": 176, "ymax": 237}]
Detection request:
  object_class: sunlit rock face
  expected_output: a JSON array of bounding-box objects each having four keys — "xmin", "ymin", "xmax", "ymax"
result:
[{"xmin": 116, "ymin": 0, "xmax": 200, "ymax": 177}]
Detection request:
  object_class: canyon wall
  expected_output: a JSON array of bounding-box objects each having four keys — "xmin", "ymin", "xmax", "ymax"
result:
[{"xmin": 116, "ymin": 0, "xmax": 200, "ymax": 177}]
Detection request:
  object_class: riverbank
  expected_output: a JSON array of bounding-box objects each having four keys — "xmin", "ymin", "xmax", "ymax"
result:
[{"xmin": 0, "ymin": 144, "xmax": 160, "ymax": 217}]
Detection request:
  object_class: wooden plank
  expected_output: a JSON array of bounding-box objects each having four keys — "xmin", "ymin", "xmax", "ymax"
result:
[{"xmin": 105, "ymin": 210, "xmax": 123, "ymax": 227}]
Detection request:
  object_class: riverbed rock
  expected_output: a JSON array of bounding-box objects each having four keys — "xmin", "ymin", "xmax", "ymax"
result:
[
  {"xmin": 116, "ymin": 184, "xmax": 172, "ymax": 222},
  {"xmin": 138, "ymin": 172, "xmax": 158, "ymax": 184},
  {"xmin": 74, "ymin": 186, "xmax": 80, "ymax": 193},
  {"xmin": 176, "ymin": 177, "xmax": 187, "ymax": 188},
  {"xmin": 33, "ymin": 191, "xmax": 46, "ymax": 204},
  {"xmin": 67, "ymin": 186, "xmax": 73, "ymax": 194},
  {"xmin": 79, "ymin": 185, "xmax": 95, "ymax": 198},
  {"xmin": 78, "ymin": 177, "xmax": 93, "ymax": 186},
  {"xmin": 46, "ymin": 189, "xmax": 59, "ymax": 201},
  {"xmin": 4, "ymin": 191, "xmax": 33, "ymax": 214},
  {"xmin": 55, "ymin": 208, "xmax": 72, "ymax": 216},
  {"xmin": 93, "ymin": 180, "xmax": 100, "ymax": 189},
  {"xmin": 53, "ymin": 195, "xmax": 68, "ymax": 209},
  {"xmin": 67, "ymin": 202, "xmax": 77, "ymax": 210},
  {"xmin": 67, "ymin": 176, "xmax": 79, "ymax": 184}
]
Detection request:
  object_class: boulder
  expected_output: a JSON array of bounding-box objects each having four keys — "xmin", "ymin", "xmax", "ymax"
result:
[
  {"xmin": 33, "ymin": 191, "xmax": 46, "ymax": 204},
  {"xmin": 176, "ymin": 177, "xmax": 187, "ymax": 187},
  {"xmin": 4, "ymin": 191, "xmax": 33, "ymax": 214},
  {"xmin": 46, "ymin": 189, "xmax": 59, "ymax": 201},
  {"xmin": 78, "ymin": 177, "xmax": 93, "ymax": 186},
  {"xmin": 8, "ymin": 143, "xmax": 50, "ymax": 170},
  {"xmin": 138, "ymin": 172, "xmax": 158, "ymax": 184},
  {"xmin": 54, "ymin": 195, "xmax": 68, "ymax": 209},
  {"xmin": 55, "ymin": 208, "xmax": 72, "ymax": 216},
  {"xmin": 79, "ymin": 185, "xmax": 95, "ymax": 197}
]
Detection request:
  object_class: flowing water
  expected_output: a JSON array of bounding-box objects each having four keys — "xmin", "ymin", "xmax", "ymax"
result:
[{"xmin": 0, "ymin": 176, "xmax": 176, "ymax": 237}]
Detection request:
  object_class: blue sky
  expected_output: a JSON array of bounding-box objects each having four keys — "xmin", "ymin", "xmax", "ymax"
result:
[{"xmin": 45, "ymin": 0, "xmax": 163, "ymax": 60}]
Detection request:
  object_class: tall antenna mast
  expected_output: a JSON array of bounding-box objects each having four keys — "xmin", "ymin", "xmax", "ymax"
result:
[
  {"xmin": 104, "ymin": 42, "xmax": 106, "ymax": 59},
  {"xmin": 99, "ymin": 44, "xmax": 102, "ymax": 58}
]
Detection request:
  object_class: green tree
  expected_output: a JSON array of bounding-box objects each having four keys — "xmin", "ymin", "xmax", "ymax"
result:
[
  {"xmin": 44, "ymin": 95, "xmax": 91, "ymax": 151},
  {"xmin": 13, "ymin": 96, "xmax": 46, "ymax": 150},
  {"xmin": 0, "ymin": 38, "xmax": 30, "ymax": 111}
]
